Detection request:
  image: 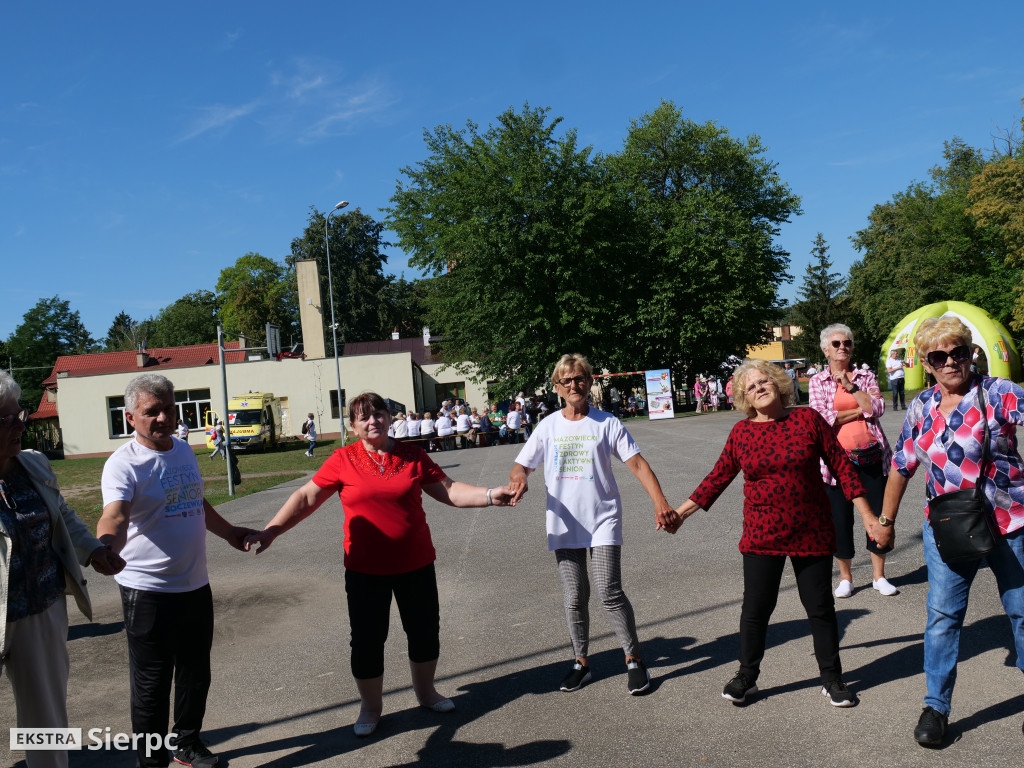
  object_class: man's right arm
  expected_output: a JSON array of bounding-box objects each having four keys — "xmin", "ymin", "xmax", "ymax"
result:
[{"xmin": 97, "ymin": 501, "xmax": 131, "ymax": 555}]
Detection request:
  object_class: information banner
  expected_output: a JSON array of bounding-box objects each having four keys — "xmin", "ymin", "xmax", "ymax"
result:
[{"xmin": 645, "ymin": 369, "xmax": 675, "ymax": 420}]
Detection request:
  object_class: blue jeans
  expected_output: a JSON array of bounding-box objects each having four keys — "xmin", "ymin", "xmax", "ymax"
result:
[{"xmin": 922, "ymin": 521, "xmax": 1024, "ymax": 715}]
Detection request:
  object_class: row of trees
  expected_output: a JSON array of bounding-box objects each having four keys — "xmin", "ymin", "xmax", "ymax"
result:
[{"xmin": 788, "ymin": 111, "xmax": 1024, "ymax": 367}]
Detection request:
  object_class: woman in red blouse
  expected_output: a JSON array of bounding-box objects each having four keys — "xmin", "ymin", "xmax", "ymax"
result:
[
  {"xmin": 665, "ymin": 360, "xmax": 877, "ymax": 708},
  {"xmin": 245, "ymin": 392, "xmax": 517, "ymax": 737}
]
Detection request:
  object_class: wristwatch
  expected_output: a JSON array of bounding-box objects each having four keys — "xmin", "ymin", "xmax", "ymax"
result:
[
  {"xmin": 878, "ymin": 514, "xmax": 893, "ymax": 527},
  {"xmin": 847, "ymin": 383, "xmax": 860, "ymax": 393}
]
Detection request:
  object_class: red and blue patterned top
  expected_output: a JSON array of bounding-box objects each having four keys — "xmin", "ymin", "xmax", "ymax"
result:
[{"xmin": 892, "ymin": 375, "xmax": 1024, "ymax": 536}]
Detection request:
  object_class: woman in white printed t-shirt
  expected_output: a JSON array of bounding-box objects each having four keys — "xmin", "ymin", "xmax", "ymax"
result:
[
  {"xmin": 435, "ymin": 411, "xmax": 454, "ymax": 451},
  {"xmin": 420, "ymin": 412, "xmax": 437, "ymax": 452},
  {"xmin": 507, "ymin": 353, "xmax": 676, "ymax": 696},
  {"xmin": 406, "ymin": 412, "xmax": 422, "ymax": 448}
]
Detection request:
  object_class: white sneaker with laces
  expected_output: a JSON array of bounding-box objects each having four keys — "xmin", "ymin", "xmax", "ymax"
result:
[
  {"xmin": 872, "ymin": 577, "xmax": 898, "ymax": 596},
  {"xmin": 834, "ymin": 580, "xmax": 853, "ymax": 598}
]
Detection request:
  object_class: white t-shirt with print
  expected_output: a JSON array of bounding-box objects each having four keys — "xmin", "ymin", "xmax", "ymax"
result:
[
  {"xmin": 101, "ymin": 438, "xmax": 209, "ymax": 592},
  {"xmin": 885, "ymin": 356, "xmax": 906, "ymax": 380},
  {"xmin": 515, "ymin": 408, "xmax": 640, "ymax": 551}
]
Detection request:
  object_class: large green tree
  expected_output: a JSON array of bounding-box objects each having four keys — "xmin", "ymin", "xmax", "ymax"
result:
[
  {"xmin": 848, "ymin": 138, "xmax": 1018, "ymax": 356},
  {"xmin": 6, "ymin": 296, "xmax": 96, "ymax": 408},
  {"xmin": 386, "ymin": 105, "xmax": 624, "ymax": 396},
  {"xmin": 609, "ymin": 100, "xmax": 801, "ymax": 380},
  {"xmin": 147, "ymin": 290, "xmax": 221, "ymax": 347},
  {"xmin": 215, "ymin": 253, "xmax": 297, "ymax": 345},
  {"xmin": 788, "ymin": 234, "xmax": 846, "ymax": 361},
  {"xmin": 104, "ymin": 310, "xmax": 143, "ymax": 352},
  {"xmin": 288, "ymin": 207, "xmax": 392, "ymax": 354}
]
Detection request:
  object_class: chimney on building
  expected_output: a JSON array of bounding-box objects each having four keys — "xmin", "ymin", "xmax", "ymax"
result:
[
  {"xmin": 423, "ymin": 326, "xmax": 431, "ymax": 347},
  {"xmin": 136, "ymin": 342, "xmax": 150, "ymax": 368},
  {"xmin": 294, "ymin": 258, "xmax": 328, "ymax": 359}
]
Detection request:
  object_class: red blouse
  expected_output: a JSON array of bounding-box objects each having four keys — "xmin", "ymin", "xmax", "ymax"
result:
[
  {"xmin": 690, "ymin": 407, "xmax": 867, "ymax": 556},
  {"xmin": 312, "ymin": 441, "xmax": 447, "ymax": 575}
]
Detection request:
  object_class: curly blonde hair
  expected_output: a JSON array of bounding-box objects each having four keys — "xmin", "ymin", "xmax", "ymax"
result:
[
  {"xmin": 550, "ymin": 353, "xmax": 594, "ymax": 386},
  {"xmin": 914, "ymin": 316, "xmax": 972, "ymax": 357},
  {"xmin": 731, "ymin": 359, "xmax": 796, "ymax": 417}
]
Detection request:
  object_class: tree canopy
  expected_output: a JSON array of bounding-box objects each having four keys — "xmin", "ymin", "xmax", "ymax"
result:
[
  {"xmin": 387, "ymin": 102, "xmax": 801, "ymax": 396},
  {"xmin": 215, "ymin": 253, "xmax": 297, "ymax": 345},
  {"xmin": 787, "ymin": 234, "xmax": 846, "ymax": 361}
]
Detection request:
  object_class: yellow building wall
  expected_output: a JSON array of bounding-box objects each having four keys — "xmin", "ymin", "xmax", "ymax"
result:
[{"xmin": 57, "ymin": 353, "xmax": 418, "ymax": 457}]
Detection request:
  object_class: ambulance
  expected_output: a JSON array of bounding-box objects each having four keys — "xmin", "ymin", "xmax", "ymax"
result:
[{"xmin": 206, "ymin": 392, "xmax": 283, "ymax": 452}]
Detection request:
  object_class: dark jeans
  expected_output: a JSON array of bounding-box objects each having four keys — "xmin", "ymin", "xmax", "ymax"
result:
[
  {"xmin": 739, "ymin": 553, "xmax": 841, "ymax": 683},
  {"xmin": 345, "ymin": 563, "xmax": 440, "ymax": 679},
  {"xmin": 891, "ymin": 377, "xmax": 906, "ymax": 409},
  {"xmin": 119, "ymin": 584, "xmax": 214, "ymax": 768},
  {"xmin": 825, "ymin": 462, "xmax": 891, "ymax": 560}
]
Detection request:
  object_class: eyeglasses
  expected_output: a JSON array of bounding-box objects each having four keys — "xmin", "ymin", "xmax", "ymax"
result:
[
  {"xmin": 557, "ymin": 376, "xmax": 589, "ymax": 388},
  {"xmin": 0, "ymin": 408, "xmax": 30, "ymax": 429},
  {"xmin": 830, "ymin": 339, "xmax": 853, "ymax": 349},
  {"xmin": 745, "ymin": 378, "xmax": 772, "ymax": 395},
  {"xmin": 926, "ymin": 345, "xmax": 971, "ymax": 368}
]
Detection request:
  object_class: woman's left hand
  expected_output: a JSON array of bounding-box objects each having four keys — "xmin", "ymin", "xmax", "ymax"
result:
[
  {"xmin": 89, "ymin": 544, "xmax": 126, "ymax": 575},
  {"xmin": 489, "ymin": 485, "xmax": 519, "ymax": 506}
]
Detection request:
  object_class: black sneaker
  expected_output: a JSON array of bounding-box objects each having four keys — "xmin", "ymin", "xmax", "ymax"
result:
[
  {"xmin": 821, "ymin": 678, "xmax": 857, "ymax": 707},
  {"xmin": 626, "ymin": 660, "xmax": 650, "ymax": 695},
  {"xmin": 559, "ymin": 661, "xmax": 592, "ymax": 692},
  {"xmin": 722, "ymin": 672, "xmax": 758, "ymax": 703},
  {"xmin": 173, "ymin": 739, "xmax": 219, "ymax": 767},
  {"xmin": 914, "ymin": 706, "xmax": 948, "ymax": 746}
]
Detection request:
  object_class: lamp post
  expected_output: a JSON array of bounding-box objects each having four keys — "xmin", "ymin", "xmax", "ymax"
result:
[{"xmin": 324, "ymin": 200, "xmax": 349, "ymax": 441}]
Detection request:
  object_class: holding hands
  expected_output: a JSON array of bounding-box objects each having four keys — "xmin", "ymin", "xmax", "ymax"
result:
[{"xmin": 89, "ymin": 544, "xmax": 126, "ymax": 575}]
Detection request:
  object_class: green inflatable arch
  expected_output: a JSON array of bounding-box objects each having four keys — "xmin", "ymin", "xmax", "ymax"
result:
[{"xmin": 880, "ymin": 300, "xmax": 1021, "ymax": 389}]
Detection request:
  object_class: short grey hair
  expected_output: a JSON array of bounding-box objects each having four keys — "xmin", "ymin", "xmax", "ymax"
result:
[
  {"xmin": 124, "ymin": 374, "xmax": 175, "ymax": 413},
  {"xmin": 819, "ymin": 323, "xmax": 854, "ymax": 353},
  {"xmin": 0, "ymin": 371, "xmax": 22, "ymax": 404}
]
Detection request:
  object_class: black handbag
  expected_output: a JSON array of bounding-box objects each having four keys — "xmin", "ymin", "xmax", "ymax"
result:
[{"xmin": 928, "ymin": 380, "xmax": 1000, "ymax": 564}]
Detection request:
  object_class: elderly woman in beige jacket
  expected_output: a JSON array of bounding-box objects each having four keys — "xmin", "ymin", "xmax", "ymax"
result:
[{"xmin": 0, "ymin": 371, "xmax": 124, "ymax": 768}]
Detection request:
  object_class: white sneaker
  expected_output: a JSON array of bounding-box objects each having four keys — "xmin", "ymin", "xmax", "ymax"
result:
[
  {"xmin": 834, "ymin": 580, "xmax": 853, "ymax": 598},
  {"xmin": 873, "ymin": 577, "xmax": 898, "ymax": 596}
]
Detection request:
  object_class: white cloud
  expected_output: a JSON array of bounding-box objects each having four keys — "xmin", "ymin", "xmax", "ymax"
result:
[{"xmin": 176, "ymin": 100, "xmax": 261, "ymax": 143}]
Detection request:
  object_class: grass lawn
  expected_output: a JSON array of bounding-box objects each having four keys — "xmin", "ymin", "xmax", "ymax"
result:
[{"xmin": 48, "ymin": 438, "xmax": 342, "ymax": 532}]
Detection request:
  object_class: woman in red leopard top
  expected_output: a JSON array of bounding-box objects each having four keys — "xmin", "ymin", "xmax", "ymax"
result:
[
  {"xmin": 244, "ymin": 392, "xmax": 517, "ymax": 738},
  {"xmin": 665, "ymin": 360, "xmax": 879, "ymax": 708}
]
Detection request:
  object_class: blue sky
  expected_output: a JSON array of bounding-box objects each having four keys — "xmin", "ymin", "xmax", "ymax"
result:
[{"xmin": 3, "ymin": 2, "xmax": 1022, "ymax": 343}]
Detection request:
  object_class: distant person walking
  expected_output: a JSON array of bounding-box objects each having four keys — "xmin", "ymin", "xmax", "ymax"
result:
[
  {"xmin": 304, "ymin": 414, "xmax": 317, "ymax": 458},
  {"xmin": 886, "ymin": 349, "xmax": 910, "ymax": 411},
  {"xmin": 209, "ymin": 420, "xmax": 226, "ymax": 460}
]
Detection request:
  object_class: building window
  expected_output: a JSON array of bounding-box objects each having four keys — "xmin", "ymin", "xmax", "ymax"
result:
[
  {"xmin": 174, "ymin": 388, "xmax": 212, "ymax": 429},
  {"xmin": 435, "ymin": 382, "xmax": 466, "ymax": 404},
  {"xmin": 330, "ymin": 390, "xmax": 346, "ymax": 420},
  {"xmin": 109, "ymin": 396, "xmax": 128, "ymax": 437}
]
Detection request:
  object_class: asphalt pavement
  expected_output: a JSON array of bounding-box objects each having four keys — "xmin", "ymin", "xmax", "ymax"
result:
[{"xmin": 3, "ymin": 405, "xmax": 1023, "ymax": 767}]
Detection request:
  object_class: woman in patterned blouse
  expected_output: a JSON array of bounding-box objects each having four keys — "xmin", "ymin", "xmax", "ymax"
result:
[
  {"xmin": 879, "ymin": 316, "xmax": 1024, "ymax": 747},
  {"xmin": 666, "ymin": 359, "xmax": 875, "ymax": 709},
  {"xmin": 244, "ymin": 392, "xmax": 517, "ymax": 738}
]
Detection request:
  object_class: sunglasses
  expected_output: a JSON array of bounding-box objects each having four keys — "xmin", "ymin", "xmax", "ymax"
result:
[
  {"xmin": 557, "ymin": 376, "xmax": 589, "ymax": 388},
  {"xmin": 0, "ymin": 408, "xmax": 30, "ymax": 429},
  {"xmin": 830, "ymin": 339, "xmax": 853, "ymax": 349},
  {"xmin": 926, "ymin": 345, "xmax": 971, "ymax": 368}
]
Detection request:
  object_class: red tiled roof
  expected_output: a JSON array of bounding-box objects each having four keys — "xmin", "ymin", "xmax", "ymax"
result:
[
  {"xmin": 30, "ymin": 397, "xmax": 57, "ymax": 420},
  {"xmin": 344, "ymin": 337, "xmax": 443, "ymax": 365},
  {"xmin": 40, "ymin": 342, "xmax": 246, "ymax": 387}
]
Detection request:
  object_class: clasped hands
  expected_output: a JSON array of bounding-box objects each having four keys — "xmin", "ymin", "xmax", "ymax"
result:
[{"xmin": 656, "ymin": 500, "xmax": 698, "ymax": 535}]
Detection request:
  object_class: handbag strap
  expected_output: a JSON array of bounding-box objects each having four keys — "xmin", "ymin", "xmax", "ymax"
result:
[{"xmin": 972, "ymin": 376, "xmax": 990, "ymax": 503}]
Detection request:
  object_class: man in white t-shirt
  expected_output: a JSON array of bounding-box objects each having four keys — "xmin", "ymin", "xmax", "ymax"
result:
[
  {"xmin": 507, "ymin": 354, "xmax": 675, "ymax": 697},
  {"xmin": 98, "ymin": 374, "xmax": 254, "ymax": 768},
  {"xmin": 885, "ymin": 349, "xmax": 909, "ymax": 411}
]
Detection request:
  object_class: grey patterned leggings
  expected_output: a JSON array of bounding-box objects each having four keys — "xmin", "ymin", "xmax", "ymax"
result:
[{"xmin": 555, "ymin": 545, "xmax": 641, "ymax": 659}]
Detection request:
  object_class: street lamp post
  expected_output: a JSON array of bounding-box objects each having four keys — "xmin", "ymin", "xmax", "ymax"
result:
[{"xmin": 324, "ymin": 200, "xmax": 349, "ymax": 441}]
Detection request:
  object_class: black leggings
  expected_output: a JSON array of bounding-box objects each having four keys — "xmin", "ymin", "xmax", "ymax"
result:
[
  {"xmin": 826, "ymin": 462, "xmax": 890, "ymax": 560},
  {"xmin": 345, "ymin": 563, "xmax": 441, "ymax": 679},
  {"xmin": 738, "ymin": 553, "xmax": 841, "ymax": 683}
]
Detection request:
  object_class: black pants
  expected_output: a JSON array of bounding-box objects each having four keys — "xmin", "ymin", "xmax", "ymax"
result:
[
  {"xmin": 119, "ymin": 584, "xmax": 214, "ymax": 768},
  {"xmin": 826, "ymin": 462, "xmax": 891, "ymax": 560},
  {"xmin": 345, "ymin": 564, "xmax": 440, "ymax": 679},
  {"xmin": 738, "ymin": 554, "xmax": 841, "ymax": 683},
  {"xmin": 891, "ymin": 377, "xmax": 906, "ymax": 409}
]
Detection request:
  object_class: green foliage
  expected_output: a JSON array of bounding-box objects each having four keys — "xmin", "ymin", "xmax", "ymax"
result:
[
  {"xmin": 386, "ymin": 102, "xmax": 800, "ymax": 396},
  {"xmin": 104, "ymin": 310, "xmax": 141, "ymax": 351},
  {"xmin": 147, "ymin": 290, "xmax": 221, "ymax": 347},
  {"xmin": 387, "ymin": 105, "xmax": 625, "ymax": 396},
  {"xmin": 6, "ymin": 296, "xmax": 96, "ymax": 407},
  {"xmin": 215, "ymin": 253, "xmax": 297, "ymax": 344},
  {"xmin": 788, "ymin": 234, "xmax": 846, "ymax": 361},
  {"xmin": 288, "ymin": 207, "xmax": 393, "ymax": 352},
  {"xmin": 610, "ymin": 101, "xmax": 801, "ymax": 381},
  {"xmin": 848, "ymin": 138, "xmax": 1019, "ymax": 357}
]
